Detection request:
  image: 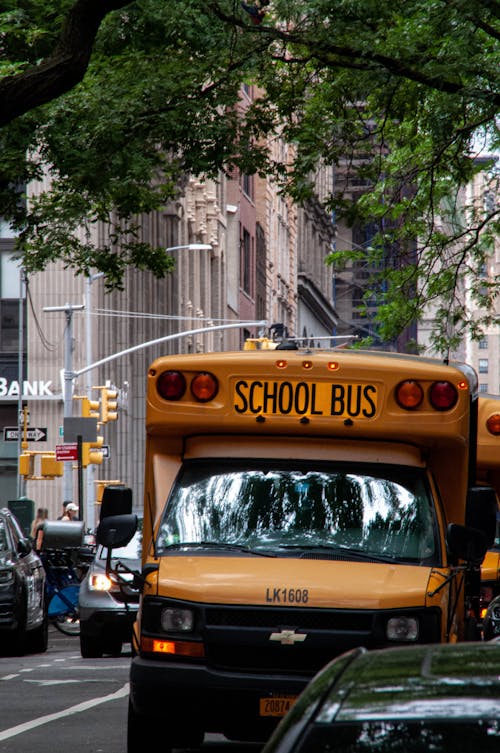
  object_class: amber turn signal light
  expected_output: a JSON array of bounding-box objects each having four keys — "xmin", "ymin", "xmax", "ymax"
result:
[
  {"xmin": 486, "ymin": 413, "xmax": 500, "ymax": 436},
  {"xmin": 395, "ymin": 380, "xmax": 424, "ymax": 409},
  {"xmin": 191, "ymin": 372, "xmax": 218, "ymax": 402}
]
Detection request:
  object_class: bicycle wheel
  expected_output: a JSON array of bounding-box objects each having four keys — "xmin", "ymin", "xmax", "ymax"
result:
[{"xmin": 48, "ymin": 585, "xmax": 80, "ymax": 636}]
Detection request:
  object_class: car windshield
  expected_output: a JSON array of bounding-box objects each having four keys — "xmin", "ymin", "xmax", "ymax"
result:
[
  {"xmin": 300, "ymin": 719, "xmax": 500, "ymax": 752},
  {"xmin": 156, "ymin": 460, "xmax": 438, "ymax": 563}
]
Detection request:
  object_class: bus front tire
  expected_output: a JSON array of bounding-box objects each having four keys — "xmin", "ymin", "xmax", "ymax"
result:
[
  {"xmin": 128, "ymin": 701, "xmax": 166, "ymax": 753},
  {"xmin": 127, "ymin": 699, "xmax": 203, "ymax": 753}
]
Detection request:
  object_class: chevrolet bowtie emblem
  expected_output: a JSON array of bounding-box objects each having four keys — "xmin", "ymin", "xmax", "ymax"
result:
[{"xmin": 269, "ymin": 629, "xmax": 307, "ymax": 645}]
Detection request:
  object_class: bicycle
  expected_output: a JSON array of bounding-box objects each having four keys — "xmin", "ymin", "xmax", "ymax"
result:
[
  {"xmin": 35, "ymin": 519, "xmax": 95, "ymax": 637},
  {"xmin": 40, "ymin": 548, "xmax": 84, "ymax": 635}
]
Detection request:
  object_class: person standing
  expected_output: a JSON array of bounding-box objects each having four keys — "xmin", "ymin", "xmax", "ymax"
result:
[
  {"xmin": 61, "ymin": 503, "xmax": 79, "ymax": 521},
  {"xmin": 57, "ymin": 501, "xmax": 71, "ymax": 520},
  {"xmin": 30, "ymin": 507, "xmax": 49, "ymax": 539}
]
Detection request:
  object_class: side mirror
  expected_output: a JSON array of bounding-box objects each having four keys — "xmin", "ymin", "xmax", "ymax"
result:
[
  {"xmin": 446, "ymin": 523, "xmax": 487, "ymax": 566},
  {"xmin": 17, "ymin": 538, "xmax": 32, "ymax": 556},
  {"xmin": 466, "ymin": 486, "xmax": 498, "ymax": 549},
  {"xmin": 99, "ymin": 486, "xmax": 133, "ymax": 520},
  {"xmin": 96, "ymin": 513, "xmax": 138, "ymax": 550}
]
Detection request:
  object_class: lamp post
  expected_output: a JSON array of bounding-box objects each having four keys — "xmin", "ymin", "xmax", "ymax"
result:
[{"xmin": 166, "ymin": 243, "xmax": 212, "ymax": 252}]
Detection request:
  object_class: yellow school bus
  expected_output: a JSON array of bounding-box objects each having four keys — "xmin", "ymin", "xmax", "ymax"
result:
[
  {"xmin": 476, "ymin": 395, "xmax": 500, "ymax": 615},
  {"xmin": 99, "ymin": 348, "xmax": 496, "ymax": 752}
]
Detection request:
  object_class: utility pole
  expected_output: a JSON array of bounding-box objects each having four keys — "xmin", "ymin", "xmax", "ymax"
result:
[
  {"xmin": 43, "ymin": 303, "xmax": 84, "ymax": 502},
  {"xmin": 85, "ymin": 272, "xmax": 104, "ymax": 524},
  {"xmin": 16, "ymin": 268, "xmax": 26, "ymax": 497}
]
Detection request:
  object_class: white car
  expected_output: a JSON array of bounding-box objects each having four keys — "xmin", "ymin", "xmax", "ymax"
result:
[{"xmin": 78, "ymin": 526, "xmax": 141, "ymax": 657}]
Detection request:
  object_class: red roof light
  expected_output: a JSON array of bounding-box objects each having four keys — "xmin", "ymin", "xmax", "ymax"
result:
[
  {"xmin": 429, "ymin": 381, "xmax": 458, "ymax": 411},
  {"xmin": 157, "ymin": 371, "xmax": 186, "ymax": 401}
]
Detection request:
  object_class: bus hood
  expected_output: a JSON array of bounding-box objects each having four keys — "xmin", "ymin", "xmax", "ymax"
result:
[{"xmin": 157, "ymin": 555, "xmax": 434, "ymax": 610}]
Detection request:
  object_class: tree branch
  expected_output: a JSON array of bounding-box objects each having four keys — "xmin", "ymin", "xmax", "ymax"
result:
[{"xmin": 0, "ymin": 0, "xmax": 133, "ymax": 127}]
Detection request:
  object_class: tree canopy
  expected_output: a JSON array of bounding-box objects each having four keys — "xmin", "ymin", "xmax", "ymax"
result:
[{"xmin": 1, "ymin": 0, "xmax": 500, "ymax": 352}]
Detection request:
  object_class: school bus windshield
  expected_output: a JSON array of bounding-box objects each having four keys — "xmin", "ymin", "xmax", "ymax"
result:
[{"xmin": 157, "ymin": 460, "xmax": 439, "ymax": 565}]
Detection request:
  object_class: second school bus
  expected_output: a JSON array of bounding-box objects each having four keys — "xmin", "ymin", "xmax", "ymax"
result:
[
  {"xmin": 476, "ymin": 394, "xmax": 500, "ymax": 614},
  {"xmin": 98, "ymin": 348, "xmax": 496, "ymax": 751}
]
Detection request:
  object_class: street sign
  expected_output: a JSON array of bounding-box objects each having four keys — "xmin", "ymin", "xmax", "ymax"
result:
[
  {"xmin": 63, "ymin": 417, "xmax": 98, "ymax": 442},
  {"xmin": 4, "ymin": 427, "xmax": 47, "ymax": 442},
  {"xmin": 55, "ymin": 443, "xmax": 79, "ymax": 461}
]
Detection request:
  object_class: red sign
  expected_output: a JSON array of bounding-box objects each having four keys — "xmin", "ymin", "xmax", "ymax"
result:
[{"xmin": 55, "ymin": 443, "xmax": 79, "ymax": 461}]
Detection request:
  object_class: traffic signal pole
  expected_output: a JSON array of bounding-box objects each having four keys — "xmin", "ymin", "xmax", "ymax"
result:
[
  {"xmin": 45, "ymin": 319, "xmax": 266, "ymax": 527},
  {"xmin": 72, "ymin": 320, "xmax": 267, "ymax": 380},
  {"xmin": 44, "ymin": 303, "xmax": 84, "ymax": 503}
]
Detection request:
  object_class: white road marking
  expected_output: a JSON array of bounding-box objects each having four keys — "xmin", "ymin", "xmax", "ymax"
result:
[
  {"xmin": 25, "ymin": 679, "xmax": 105, "ymax": 686},
  {"xmin": 0, "ymin": 682, "xmax": 129, "ymax": 741},
  {"xmin": 0, "ymin": 675, "xmax": 19, "ymax": 681}
]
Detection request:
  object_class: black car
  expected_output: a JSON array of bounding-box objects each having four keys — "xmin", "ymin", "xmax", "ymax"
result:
[
  {"xmin": 0, "ymin": 507, "xmax": 47, "ymax": 654},
  {"xmin": 262, "ymin": 641, "xmax": 500, "ymax": 753},
  {"xmin": 483, "ymin": 593, "xmax": 500, "ymax": 640}
]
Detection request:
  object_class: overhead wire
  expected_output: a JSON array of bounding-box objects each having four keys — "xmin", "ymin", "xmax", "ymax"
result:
[{"xmin": 26, "ymin": 277, "xmax": 56, "ymax": 351}]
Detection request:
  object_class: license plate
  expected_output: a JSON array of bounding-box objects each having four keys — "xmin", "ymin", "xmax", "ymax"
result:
[
  {"xmin": 259, "ymin": 696, "xmax": 297, "ymax": 717},
  {"xmin": 233, "ymin": 379, "xmax": 378, "ymax": 419}
]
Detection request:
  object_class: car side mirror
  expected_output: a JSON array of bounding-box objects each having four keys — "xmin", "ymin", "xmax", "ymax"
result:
[
  {"xmin": 17, "ymin": 538, "xmax": 32, "ymax": 556},
  {"xmin": 446, "ymin": 523, "xmax": 487, "ymax": 566}
]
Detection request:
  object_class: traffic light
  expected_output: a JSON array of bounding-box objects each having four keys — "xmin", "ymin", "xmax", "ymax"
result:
[
  {"xmin": 99, "ymin": 387, "xmax": 118, "ymax": 423},
  {"xmin": 40, "ymin": 455, "xmax": 63, "ymax": 478},
  {"xmin": 19, "ymin": 453, "xmax": 34, "ymax": 477},
  {"xmin": 80, "ymin": 396, "xmax": 101, "ymax": 419},
  {"xmin": 81, "ymin": 436, "xmax": 104, "ymax": 467}
]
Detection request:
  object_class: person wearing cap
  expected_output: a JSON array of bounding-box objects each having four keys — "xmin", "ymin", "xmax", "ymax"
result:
[
  {"xmin": 57, "ymin": 501, "xmax": 71, "ymax": 520},
  {"xmin": 62, "ymin": 502, "xmax": 79, "ymax": 521}
]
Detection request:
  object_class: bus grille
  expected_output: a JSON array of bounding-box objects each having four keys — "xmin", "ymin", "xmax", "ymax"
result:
[{"xmin": 203, "ymin": 606, "xmax": 374, "ymax": 674}]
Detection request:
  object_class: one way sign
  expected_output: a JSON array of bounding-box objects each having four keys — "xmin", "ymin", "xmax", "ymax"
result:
[{"xmin": 4, "ymin": 427, "xmax": 47, "ymax": 442}]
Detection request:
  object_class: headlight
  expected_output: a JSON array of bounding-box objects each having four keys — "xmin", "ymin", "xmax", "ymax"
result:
[
  {"xmin": 161, "ymin": 607, "xmax": 195, "ymax": 632},
  {"xmin": 89, "ymin": 573, "xmax": 113, "ymax": 592},
  {"xmin": 386, "ymin": 616, "xmax": 419, "ymax": 641}
]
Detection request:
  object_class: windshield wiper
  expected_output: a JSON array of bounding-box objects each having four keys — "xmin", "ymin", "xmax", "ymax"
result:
[
  {"xmin": 276, "ymin": 544, "xmax": 401, "ymax": 563},
  {"xmin": 164, "ymin": 541, "xmax": 277, "ymax": 557}
]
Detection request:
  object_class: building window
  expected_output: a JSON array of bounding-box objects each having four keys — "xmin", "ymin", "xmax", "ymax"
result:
[
  {"xmin": 479, "ymin": 359, "xmax": 489, "ymax": 374},
  {"xmin": 0, "ymin": 245, "xmax": 26, "ymax": 353},
  {"xmin": 479, "ymin": 337, "xmax": 488, "ymax": 349},
  {"xmin": 241, "ymin": 228, "xmax": 253, "ymax": 296},
  {"xmin": 242, "ymin": 173, "xmax": 253, "ymax": 200},
  {"xmin": 0, "ymin": 300, "xmax": 25, "ymax": 352},
  {"xmin": 479, "ymin": 383, "xmax": 489, "ymax": 393}
]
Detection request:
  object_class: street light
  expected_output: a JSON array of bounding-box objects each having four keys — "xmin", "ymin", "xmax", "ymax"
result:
[{"xmin": 166, "ymin": 244, "xmax": 212, "ymax": 252}]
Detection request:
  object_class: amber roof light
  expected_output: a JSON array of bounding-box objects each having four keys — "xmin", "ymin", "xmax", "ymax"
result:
[
  {"xmin": 395, "ymin": 380, "xmax": 424, "ymax": 410},
  {"xmin": 191, "ymin": 372, "xmax": 218, "ymax": 402},
  {"xmin": 486, "ymin": 413, "xmax": 500, "ymax": 436}
]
